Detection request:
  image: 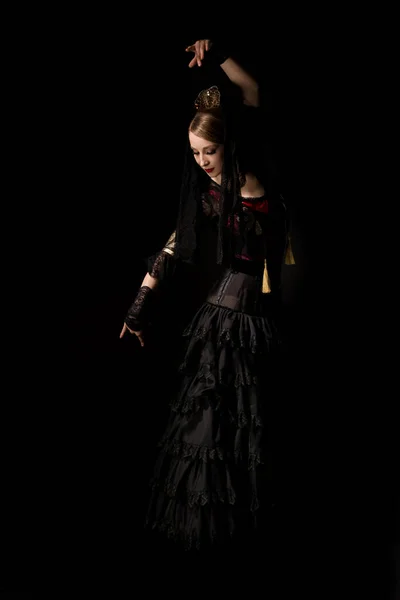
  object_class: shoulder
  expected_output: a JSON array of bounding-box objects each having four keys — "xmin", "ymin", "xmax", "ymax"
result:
[{"xmin": 240, "ymin": 173, "xmax": 265, "ymax": 198}]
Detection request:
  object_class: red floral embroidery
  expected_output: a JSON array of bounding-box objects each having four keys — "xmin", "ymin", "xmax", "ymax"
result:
[
  {"xmin": 227, "ymin": 214, "xmax": 240, "ymax": 232},
  {"xmin": 208, "ymin": 188, "xmax": 220, "ymax": 200},
  {"xmin": 242, "ymin": 198, "xmax": 269, "ymax": 214}
]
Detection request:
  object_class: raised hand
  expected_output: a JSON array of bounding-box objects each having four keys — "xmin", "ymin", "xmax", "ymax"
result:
[{"xmin": 185, "ymin": 39, "xmax": 212, "ymax": 68}]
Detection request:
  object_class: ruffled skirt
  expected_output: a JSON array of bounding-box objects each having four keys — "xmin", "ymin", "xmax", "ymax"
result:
[{"xmin": 145, "ymin": 268, "xmax": 284, "ymax": 549}]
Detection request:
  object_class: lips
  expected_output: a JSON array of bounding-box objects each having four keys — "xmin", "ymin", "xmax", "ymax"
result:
[{"xmin": 205, "ymin": 168, "xmax": 214, "ymax": 173}]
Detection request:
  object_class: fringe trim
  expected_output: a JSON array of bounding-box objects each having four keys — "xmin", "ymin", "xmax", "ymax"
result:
[
  {"xmin": 149, "ymin": 477, "xmax": 237, "ymax": 507},
  {"xmin": 158, "ymin": 438, "xmax": 264, "ymax": 470}
]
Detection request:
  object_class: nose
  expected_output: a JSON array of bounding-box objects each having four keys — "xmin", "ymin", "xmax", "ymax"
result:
[{"xmin": 199, "ymin": 154, "xmax": 209, "ymax": 167}]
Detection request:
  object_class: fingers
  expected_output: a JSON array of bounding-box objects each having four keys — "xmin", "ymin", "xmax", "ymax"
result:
[
  {"xmin": 119, "ymin": 323, "xmax": 134, "ymax": 337},
  {"xmin": 133, "ymin": 330, "xmax": 144, "ymax": 347},
  {"xmin": 200, "ymin": 40, "xmax": 206, "ymax": 61},
  {"xmin": 120, "ymin": 323, "xmax": 145, "ymax": 347},
  {"xmin": 185, "ymin": 44, "xmax": 197, "ymax": 68},
  {"xmin": 185, "ymin": 39, "xmax": 210, "ymax": 68},
  {"xmin": 195, "ymin": 40, "xmax": 202, "ymax": 65}
]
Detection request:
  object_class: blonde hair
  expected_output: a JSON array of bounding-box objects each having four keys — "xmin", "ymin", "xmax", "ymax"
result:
[{"xmin": 189, "ymin": 109, "xmax": 224, "ymax": 145}]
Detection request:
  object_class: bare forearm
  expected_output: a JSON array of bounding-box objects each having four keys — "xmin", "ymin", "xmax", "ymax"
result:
[
  {"xmin": 220, "ymin": 57, "xmax": 260, "ymax": 107},
  {"xmin": 141, "ymin": 272, "xmax": 159, "ymax": 290}
]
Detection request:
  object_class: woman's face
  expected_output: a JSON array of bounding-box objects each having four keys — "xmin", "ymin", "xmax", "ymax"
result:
[{"xmin": 189, "ymin": 131, "xmax": 224, "ymax": 184}]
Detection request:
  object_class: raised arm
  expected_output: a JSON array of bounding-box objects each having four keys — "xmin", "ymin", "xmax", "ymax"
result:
[{"xmin": 185, "ymin": 39, "xmax": 260, "ymax": 107}]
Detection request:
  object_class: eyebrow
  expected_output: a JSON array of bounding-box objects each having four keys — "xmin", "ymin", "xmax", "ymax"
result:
[{"xmin": 190, "ymin": 144, "xmax": 217, "ymax": 151}]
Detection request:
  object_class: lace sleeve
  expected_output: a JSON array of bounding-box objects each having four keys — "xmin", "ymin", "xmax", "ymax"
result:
[
  {"xmin": 124, "ymin": 233, "xmax": 178, "ymax": 331},
  {"xmin": 147, "ymin": 230, "xmax": 177, "ymax": 282},
  {"xmin": 124, "ymin": 285, "xmax": 154, "ymax": 331}
]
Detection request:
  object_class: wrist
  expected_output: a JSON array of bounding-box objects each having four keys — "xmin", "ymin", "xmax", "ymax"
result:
[
  {"xmin": 125, "ymin": 285, "xmax": 153, "ymax": 331},
  {"xmin": 206, "ymin": 40, "xmax": 230, "ymax": 66}
]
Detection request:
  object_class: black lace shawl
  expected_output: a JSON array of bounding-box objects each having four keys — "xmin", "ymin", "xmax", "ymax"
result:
[{"xmin": 174, "ymin": 92, "xmax": 268, "ymax": 269}]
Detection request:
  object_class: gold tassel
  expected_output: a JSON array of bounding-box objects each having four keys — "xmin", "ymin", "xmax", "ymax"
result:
[
  {"xmin": 163, "ymin": 230, "xmax": 176, "ymax": 256},
  {"xmin": 262, "ymin": 259, "xmax": 271, "ymax": 293},
  {"xmin": 284, "ymin": 235, "xmax": 296, "ymax": 265}
]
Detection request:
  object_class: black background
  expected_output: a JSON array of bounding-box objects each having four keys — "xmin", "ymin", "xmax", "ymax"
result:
[{"xmin": 2, "ymin": 12, "xmax": 398, "ymax": 598}]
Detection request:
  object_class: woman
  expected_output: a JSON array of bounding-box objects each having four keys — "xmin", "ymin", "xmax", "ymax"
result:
[{"xmin": 120, "ymin": 39, "xmax": 294, "ymax": 550}]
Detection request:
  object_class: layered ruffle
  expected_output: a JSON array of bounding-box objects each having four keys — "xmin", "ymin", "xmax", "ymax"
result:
[{"xmin": 145, "ymin": 301, "xmax": 280, "ymax": 549}]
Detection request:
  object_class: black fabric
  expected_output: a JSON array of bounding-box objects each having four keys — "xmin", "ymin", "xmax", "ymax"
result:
[
  {"xmin": 147, "ymin": 248, "xmax": 176, "ymax": 285},
  {"xmin": 123, "ymin": 180, "xmax": 288, "ymax": 333},
  {"xmin": 121, "ymin": 94, "xmax": 292, "ymax": 547},
  {"xmin": 174, "ymin": 90, "xmax": 268, "ymax": 269},
  {"xmin": 141, "ymin": 180, "xmax": 289, "ymax": 549},
  {"xmin": 145, "ymin": 272, "xmax": 284, "ymax": 549},
  {"xmin": 124, "ymin": 286, "xmax": 153, "ymax": 331},
  {"xmin": 203, "ymin": 39, "xmax": 230, "ymax": 67}
]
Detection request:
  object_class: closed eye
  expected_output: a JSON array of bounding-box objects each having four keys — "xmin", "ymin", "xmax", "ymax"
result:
[{"xmin": 192, "ymin": 150, "xmax": 216, "ymax": 156}]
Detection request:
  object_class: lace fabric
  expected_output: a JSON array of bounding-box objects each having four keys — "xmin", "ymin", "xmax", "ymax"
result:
[
  {"xmin": 124, "ymin": 82, "xmax": 293, "ymax": 549},
  {"xmin": 147, "ymin": 231, "xmax": 177, "ymax": 282},
  {"xmin": 174, "ymin": 90, "xmax": 257, "ymax": 268},
  {"xmin": 145, "ymin": 296, "xmax": 282, "ymax": 549},
  {"xmin": 124, "ymin": 285, "xmax": 153, "ymax": 331}
]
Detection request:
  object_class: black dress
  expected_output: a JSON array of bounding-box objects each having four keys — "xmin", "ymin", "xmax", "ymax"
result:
[{"xmin": 143, "ymin": 180, "xmax": 289, "ymax": 550}]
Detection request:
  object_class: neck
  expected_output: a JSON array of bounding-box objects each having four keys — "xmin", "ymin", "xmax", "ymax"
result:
[{"xmin": 210, "ymin": 174, "xmax": 222, "ymax": 185}]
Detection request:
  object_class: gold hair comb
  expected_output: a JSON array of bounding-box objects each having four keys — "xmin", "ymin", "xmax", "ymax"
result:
[{"xmin": 194, "ymin": 85, "xmax": 221, "ymax": 110}]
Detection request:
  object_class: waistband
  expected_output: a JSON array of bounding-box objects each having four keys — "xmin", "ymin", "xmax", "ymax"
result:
[{"xmin": 206, "ymin": 268, "xmax": 265, "ymax": 314}]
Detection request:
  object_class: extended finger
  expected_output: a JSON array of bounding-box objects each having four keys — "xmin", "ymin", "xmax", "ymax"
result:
[
  {"xmin": 186, "ymin": 42, "xmax": 201, "ymax": 67},
  {"xmin": 195, "ymin": 41, "xmax": 202, "ymax": 66},
  {"xmin": 199, "ymin": 40, "xmax": 205, "ymax": 60}
]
